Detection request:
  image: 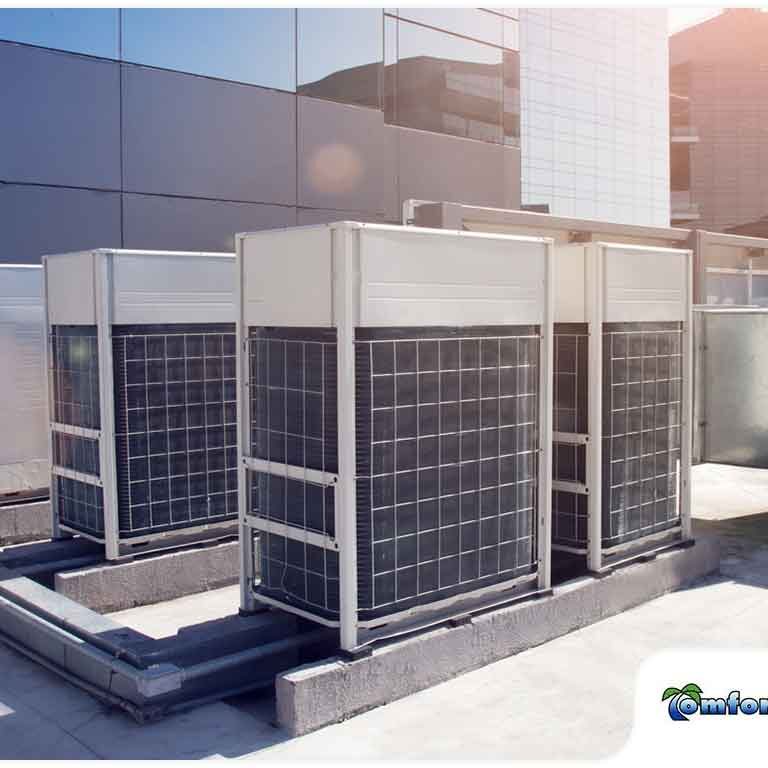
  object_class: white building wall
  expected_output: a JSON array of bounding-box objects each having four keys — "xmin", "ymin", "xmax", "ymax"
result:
[{"xmin": 520, "ymin": 8, "xmax": 670, "ymax": 227}]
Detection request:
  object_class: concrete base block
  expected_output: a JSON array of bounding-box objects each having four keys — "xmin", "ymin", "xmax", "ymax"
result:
[
  {"xmin": 55, "ymin": 540, "xmax": 242, "ymax": 614},
  {"xmin": 276, "ymin": 537, "xmax": 721, "ymax": 737},
  {"xmin": 0, "ymin": 500, "xmax": 51, "ymax": 546}
]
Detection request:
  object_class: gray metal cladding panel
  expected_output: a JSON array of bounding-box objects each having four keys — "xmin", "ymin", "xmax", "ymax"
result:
[
  {"xmin": 50, "ymin": 326, "xmax": 100, "ymax": 430},
  {"xmin": 355, "ymin": 326, "xmax": 539, "ymax": 622},
  {"xmin": 0, "ymin": 185, "xmax": 121, "ymax": 265},
  {"xmin": 56, "ymin": 475, "xmax": 104, "ymax": 538},
  {"xmin": 121, "ymin": 64, "xmax": 297, "ymax": 205},
  {"xmin": 602, "ymin": 322, "xmax": 683, "ymax": 548},
  {"xmin": 121, "ymin": 193, "xmax": 296, "ymax": 253},
  {"xmin": 0, "ymin": 42, "xmax": 120, "ymax": 189},
  {"xmin": 698, "ymin": 312, "xmax": 768, "ymax": 466},
  {"xmin": 396, "ymin": 126, "xmax": 515, "ymax": 211},
  {"xmin": 297, "ymin": 96, "xmax": 394, "ymax": 215},
  {"xmin": 112, "ymin": 324, "xmax": 238, "ymax": 538}
]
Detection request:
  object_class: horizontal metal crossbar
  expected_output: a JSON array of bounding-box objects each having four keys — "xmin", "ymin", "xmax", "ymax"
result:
[
  {"xmin": 242, "ymin": 457, "xmax": 337, "ymax": 487},
  {"xmin": 244, "ymin": 514, "xmax": 339, "ymax": 551},
  {"xmin": 553, "ymin": 431, "xmax": 589, "ymax": 445},
  {"xmin": 552, "ymin": 480, "xmax": 588, "ymax": 495},
  {"xmin": 51, "ymin": 465, "xmax": 102, "ymax": 487},
  {"xmin": 50, "ymin": 422, "xmax": 100, "ymax": 440}
]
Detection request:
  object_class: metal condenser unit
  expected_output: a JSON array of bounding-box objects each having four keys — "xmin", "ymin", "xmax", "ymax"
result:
[
  {"xmin": 0, "ymin": 264, "xmax": 48, "ymax": 501},
  {"xmin": 43, "ymin": 249, "xmax": 237, "ymax": 559},
  {"xmin": 550, "ymin": 242, "xmax": 694, "ymax": 572},
  {"xmin": 237, "ymin": 222, "xmax": 554, "ymax": 653}
]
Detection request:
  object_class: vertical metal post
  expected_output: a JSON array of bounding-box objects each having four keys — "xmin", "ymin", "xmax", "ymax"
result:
[
  {"xmin": 680, "ymin": 250, "xmax": 694, "ymax": 540},
  {"xmin": 95, "ymin": 252, "xmax": 120, "ymax": 561},
  {"xmin": 334, "ymin": 224, "xmax": 360, "ymax": 652},
  {"xmin": 42, "ymin": 257, "xmax": 63, "ymax": 540},
  {"xmin": 236, "ymin": 234, "xmax": 258, "ymax": 613},
  {"xmin": 585, "ymin": 244, "xmax": 603, "ymax": 573},
  {"xmin": 536, "ymin": 241, "xmax": 555, "ymax": 591}
]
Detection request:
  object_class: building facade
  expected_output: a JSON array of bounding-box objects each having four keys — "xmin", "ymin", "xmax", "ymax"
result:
[
  {"xmin": 0, "ymin": 8, "xmax": 669, "ymax": 265},
  {"xmin": 520, "ymin": 7, "xmax": 670, "ymax": 227},
  {"xmin": 670, "ymin": 9, "xmax": 768, "ymax": 232}
]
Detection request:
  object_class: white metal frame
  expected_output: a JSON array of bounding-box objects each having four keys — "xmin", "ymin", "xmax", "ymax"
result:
[
  {"xmin": 582, "ymin": 243, "xmax": 694, "ymax": 572},
  {"xmin": 44, "ymin": 249, "xmax": 237, "ymax": 560},
  {"xmin": 237, "ymin": 222, "xmax": 555, "ymax": 652}
]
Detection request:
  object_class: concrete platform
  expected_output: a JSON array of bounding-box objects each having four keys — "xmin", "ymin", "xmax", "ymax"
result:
[
  {"xmin": 109, "ymin": 584, "xmax": 241, "ymax": 638},
  {"xmin": 55, "ymin": 540, "xmax": 239, "ymax": 613},
  {"xmin": 0, "ymin": 500, "xmax": 51, "ymax": 546},
  {"xmin": 275, "ymin": 536, "xmax": 720, "ymax": 736},
  {"xmin": 2, "ymin": 462, "xmax": 767, "ymax": 759}
]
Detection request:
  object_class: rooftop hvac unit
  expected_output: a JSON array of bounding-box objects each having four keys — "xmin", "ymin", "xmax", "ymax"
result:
[
  {"xmin": 43, "ymin": 249, "xmax": 237, "ymax": 560},
  {"xmin": 0, "ymin": 265, "xmax": 48, "ymax": 500},
  {"xmin": 237, "ymin": 222, "xmax": 554, "ymax": 652},
  {"xmin": 550, "ymin": 242, "xmax": 693, "ymax": 573}
]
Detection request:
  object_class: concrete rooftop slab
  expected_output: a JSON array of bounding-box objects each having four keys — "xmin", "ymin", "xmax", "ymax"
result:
[
  {"xmin": 108, "ymin": 585, "xmax": 240, "ymax": 639},
  {"xmin": 0, "ymin": 462, "xmax": 766, "ymax": 759}
]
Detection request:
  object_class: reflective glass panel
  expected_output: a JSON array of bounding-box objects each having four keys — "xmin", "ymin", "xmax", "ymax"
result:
[
  {"xmin": 121, "ymin": 9, "xmax": 296, "ymax": 91},
  {"xmin": 395, "ymin": 20, "xmax": 503, "ymax": 144},
  {"xmin": 503, "ymin": 49, "xmax": 520, "ymax": 145},
  {"xmin": 0, "ymin": 8, "xmax": 118, "ymax": 58},
  {"xmin": 297, "ymin": 8, "xmax": 383, "ymax": 109},
  {"xmin": 396, "ymin": 8, "xmax": 503, "ymax": 47}
]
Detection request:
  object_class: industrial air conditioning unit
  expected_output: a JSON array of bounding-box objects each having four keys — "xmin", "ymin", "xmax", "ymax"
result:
[
  {"xmin": 549, "ymin": 242, "xmax": 693, "ymax": 573},
  {"xmin": 237, "ymin": 222, "xmax": 554, "ymax": 652},
  {"xmin": 43, "ymin": 249, "xmax": 237, "ymax": 560},
  {"xmin": 0, "ymin": 264, "xmax": 48, "ymax": 501}
]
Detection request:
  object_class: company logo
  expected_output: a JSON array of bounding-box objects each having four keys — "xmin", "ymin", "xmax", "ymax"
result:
[{"xmin": 663, "ymin": 684, "xmax": 768, "ymax": 721}]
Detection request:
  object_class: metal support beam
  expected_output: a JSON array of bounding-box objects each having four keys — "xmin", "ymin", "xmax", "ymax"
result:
[{"xmin": 95, "ymin": 253, "xmax": 120, "ymax": 561}]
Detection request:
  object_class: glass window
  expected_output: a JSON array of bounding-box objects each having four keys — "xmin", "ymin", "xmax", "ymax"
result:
[
  {"xmin": 121, "ymin": 9, "xmax": 295, "ymax": 91},
  {"xmin": 393, "ymin": 19, "xmax": 503, "ymax": 144},
  {"xmin": 396, "ymin": 9, "xmax": 503, "ymax": 47},
  {"xmin": 503, "ymin": 49, "xmax": 520, "ymax": 145},
  {"xmin": 0, "ymin": 8, "xmax": 118, "ymax": 59},
  {"xmin": 297, "ymin": 9, "xmax": 383, "ymax": 109},
  {"xmin": 503, "ymin": 18, "xmax": 519, "ymax": 50}
]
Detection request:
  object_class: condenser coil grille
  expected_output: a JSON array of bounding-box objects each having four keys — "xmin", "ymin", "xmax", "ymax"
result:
[
  {"xmin": 50, "ymin": 326, "xmax": 100, "ymax": 430},
  {"xmin": 112, "ymin": 324, "xmax": 238, "ymax": 537},
  {"xmin": 602, "ymin": 321, "xmax": 682, "ymax": 547},
  {"xmin": 252, "ymin": 325, "xmax": 541, "ymax": 622},
  {"xmin": 355, "ymin": 326, "xmax": 540, "ymax": 621}
]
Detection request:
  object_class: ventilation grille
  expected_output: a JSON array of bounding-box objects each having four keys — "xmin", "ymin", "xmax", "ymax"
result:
[
  {"xmin": 50, "ymin": 325, "xmax": 103, "ymax": 535},
  {"xmin": 602, "ymin": 322, "xmax": 682, "ymax": 547},
  {"xmin": 250, "ymin": 328, "xmax": 340, "ymax": 618},
  {"xmin": 552, "ymin": 323, "xmax": 588, "ymax": 550},
  {"xmin": 56, "ymin": 475, "xmax": 104, "ymax": 537},
  {"xmin": 112, "ymin": 324, "xmax": 238, "ymax": 538},
  {"xmin": 354, "ymin": 327, "xmax": 540, "ymax": 621}
]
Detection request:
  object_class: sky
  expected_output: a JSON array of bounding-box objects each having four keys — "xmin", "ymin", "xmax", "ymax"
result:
[{"xmin": 668, "ymin": 7, "xmax": 723, "ymax": 33}]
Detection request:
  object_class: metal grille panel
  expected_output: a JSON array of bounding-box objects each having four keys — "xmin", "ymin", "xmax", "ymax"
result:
[
  {"xmin": 112, "ymin": 324, "xmax": 238, "ymax": 538},
  {"xmin": 355, "ymin": 326, "xmax": 540, "ymax": 621},
  {"xmin": 249, "ymin": 328, "xmax": 340, "ymax": 618},
  {"xmin": 56, "ymin": 475, "xmax": 104, "ymax": 537},
  {"xmin": 552, "ymin": 323, "xmax": 588, "ymax": 550},
  {"xmin": 52, "ymin": 432, "xmax": 100, "ymax": 476},
  {"xmin": 248, "ymin": 328, "xmax": 338, "ymax": 535},
  {"xmin": 602, "ymin": 322, "xmax": 683, "ymax": 547},
  {"xmin": 49, "ymin": 326, "xmax": 100, "ymax": 429}
]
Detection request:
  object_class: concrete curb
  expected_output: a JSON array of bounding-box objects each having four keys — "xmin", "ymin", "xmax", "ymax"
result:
[
  {"xmin": 0, "ymin": 500, "xmax": 51, "ymax": 546},
  {"xmin": 55, "ymin": 540, "xmax": 240, "ymax": 613},
  {"xmin": 275, "ymin": 537, "xmax": 721, "ymax": 736}
]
